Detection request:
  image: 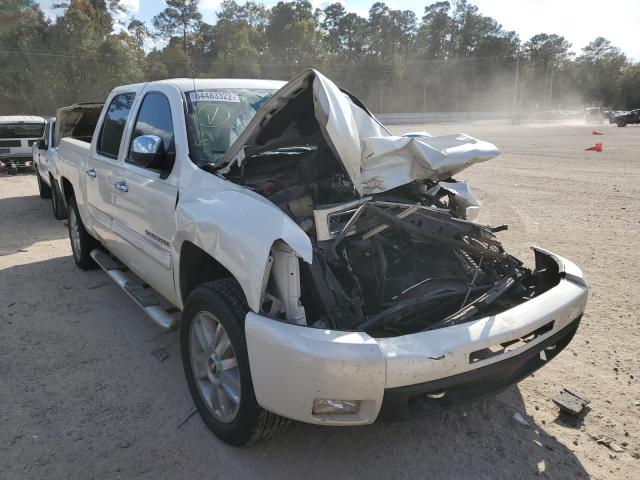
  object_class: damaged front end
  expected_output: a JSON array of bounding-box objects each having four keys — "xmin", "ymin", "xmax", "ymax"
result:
[
  {"xmin": 301, "ymin": 198, "xmax": 528, "ymax": 337},
  {"xmin": 213, "ymin": 69, "xmax": 544, "ymax": 337}
]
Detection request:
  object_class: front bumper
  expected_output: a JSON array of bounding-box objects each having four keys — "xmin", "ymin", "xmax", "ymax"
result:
[
  {"xmin": 0, "ymin": 153, "xmax": 32, "ymax": 166},
  {"xmin": 379, "ymin": 315, "xmax": 581, "ymax": 421},
  {"xmin": 245, "ymin": 248, "xmax": 588, "ymax": 426}
]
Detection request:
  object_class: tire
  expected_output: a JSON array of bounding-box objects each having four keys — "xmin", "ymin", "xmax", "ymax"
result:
[
  {"xmin": 181, "ymin": 279, "xmax": 289, "ymax": 446},
  {"xmin": 67, "ymin": 196, "xmax": 98, "ymax": 270},
  {"xmin": 51, "ymin": 177, "xmax": 67, "ymax": 220},
  {"xmin": 37, "ymin": 170, "xmax": 51, "ymax": 199},
  {"xmin": 617, "ymin": 121, "xmax": 626, "ymax": 127},
  {"xmin": 7, "ymin": 165, "xmax": 17, "ymax": 176}
]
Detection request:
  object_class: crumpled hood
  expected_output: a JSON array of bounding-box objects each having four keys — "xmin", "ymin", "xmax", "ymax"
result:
[{"xmin": 220, "ymin": 69, "xmax": 501, "ymax": 195}]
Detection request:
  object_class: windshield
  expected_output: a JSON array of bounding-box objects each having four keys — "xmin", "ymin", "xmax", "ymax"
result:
[
  {"xmin": 185, "ymin": 89, "xmax": 276, "ymax": 166},
  {"xmin": 0, "ymin": 123, "xmax": 45, "ymax": 139}
]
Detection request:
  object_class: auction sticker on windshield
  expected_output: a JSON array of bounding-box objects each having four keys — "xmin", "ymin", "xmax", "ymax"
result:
[{"xmin": 189, "ymin": 91, "xmax": 240, "ymax": 103}]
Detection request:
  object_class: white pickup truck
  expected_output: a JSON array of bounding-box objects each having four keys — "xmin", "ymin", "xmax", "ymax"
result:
[
  {"xmin": 0, "ymin": 116, "xmax": 46, "ymax": 175},
  {"xmin": 56, "ymin": 69, "xmax": 588, "ymax": 446},
  {"xmin": 33, "ymin": 103, "xmax": 103, "ymax": 219}
]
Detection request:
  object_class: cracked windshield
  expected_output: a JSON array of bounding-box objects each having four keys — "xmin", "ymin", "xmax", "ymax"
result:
[{"xmin": 185, "ymin": 89, "xmax": 276, "ymax": 166}]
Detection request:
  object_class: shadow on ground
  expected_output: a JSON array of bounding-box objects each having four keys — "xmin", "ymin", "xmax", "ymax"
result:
[
  {"xmin": 0, "ymin": 168, "xmax": 590, "ymax": 479},
  {"xmin": 0, "ymin": 255, "xmax": 588, "ymax": 480},
  {"xmin": 0, "ymin": 175, "xmax": 67, "ymax": 256}
]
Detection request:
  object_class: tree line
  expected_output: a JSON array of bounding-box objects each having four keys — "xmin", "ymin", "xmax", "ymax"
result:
[{"xmin": 1, "ymin": 0, "xmax": 639, "ymax": 116}]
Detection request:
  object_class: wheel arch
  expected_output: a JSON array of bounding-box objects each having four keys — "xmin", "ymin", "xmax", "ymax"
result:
[
  {"xmin": 59, "ymin": 176, "xmax": 74, "ymax": 207},
  {"xmin": 49, "ymin": 172, "xmax": 58, "ymax": 192},
  {"xmin": 176, "ymin": 237, "xmax": 305, "ymax": 317},
  {"xmin": 178, "ymin": 240, "xmax": 235, "ymax": 305}
]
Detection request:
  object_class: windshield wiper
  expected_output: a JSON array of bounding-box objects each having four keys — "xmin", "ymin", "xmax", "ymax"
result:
[
  {"xmin": 253, "ymin": 145, "xmax": 318, "ymax": 157},
  {"xmin": 196, "ymin": 151, "xmax": 227, "ymax": 170}
]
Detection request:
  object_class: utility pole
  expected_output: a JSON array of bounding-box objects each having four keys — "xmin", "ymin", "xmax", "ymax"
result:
[
  {"xmin": 423, "ymin": 80, "xmax": 427, "ymax": 112},
  {"xmin": 380, "ymin": 71, "xmax": 384, "ymax": 112},
  {"xmin": 512, "ymin": 56, "xmax": 520, "ymax": 122},
  {"xmin": 548, "ymin": 63, "xmax": 556, "ymax": 107}
]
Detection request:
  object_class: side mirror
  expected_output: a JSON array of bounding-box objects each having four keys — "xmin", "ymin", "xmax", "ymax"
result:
[
  {"xmin": 130, "ymin": 135, "xmax": 168, "ymax": 169},
  {"xmin": 38, "ymin": 139, "xmax": 46, "ymax": 150}
]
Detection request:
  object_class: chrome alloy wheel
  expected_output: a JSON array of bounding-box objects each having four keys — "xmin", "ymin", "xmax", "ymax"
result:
[
  {"xmin": 69, "ymin": 207, "xmax": 81, "ymax": 261},
  {"xmin": 189, "ymin": 311, "xmax": 241, "ymax": 423}
]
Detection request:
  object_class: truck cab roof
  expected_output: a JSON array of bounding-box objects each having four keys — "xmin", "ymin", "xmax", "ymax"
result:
[
  {"xmin": 111, "ymin": 78, "xmax": 287, "ymax": 95},
  {"xmin": 0, "ymin": 115, "xmax": 46, "ymax": 124}
]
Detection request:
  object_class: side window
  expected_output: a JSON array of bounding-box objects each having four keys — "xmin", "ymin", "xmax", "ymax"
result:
[
  {"xmin": 127, "ymin": 92, "xmax": 175, "ymax": 169},
  {"xmin": 98, "ymin": 93, "xmax": 135, "ymax": 159}
]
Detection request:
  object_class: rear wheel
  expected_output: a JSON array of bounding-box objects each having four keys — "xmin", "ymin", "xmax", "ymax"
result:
[
  {"xmin": 181, "ymin": 279, "xmax": 288, "ymax": 446},
  {"xmin": 37, "ymin": 170, "xmax": 51, "ymax": 199},
  {"xmin": 617, "ymin": 120, "xmax": 626, "ymax": 127},
  {"xmin": 67, "ymin": 196, "xmax": 98, "ymax": 270}
]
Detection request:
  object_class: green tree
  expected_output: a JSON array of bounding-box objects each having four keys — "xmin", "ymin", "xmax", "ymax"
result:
[
  {"xmin": 2, "ymin": 0, "xmax": 640, "ymax": 115},
  {"xmin": 152, "ymin": 0, "xmax": 202, "ymax": 53},
  {"xmin": 0, "ymin": 0, "xmax": 52, "ymax": 113},
  {"xmin": 367, "ymin": 2, "xmax": 416, "ymax": 60},
  {"xmin": 321, "ymin": 4, "xmax": 369, "ymax": 63},
  {"xmin": 265, "ymin": 1, "xmax": 325, "ymax": 76},
  {"xmin": 322, "ymin": 2, "xmax": 347, "ymax": 55},
  {"xmin": 127, "ymin": 18, "xmax": 151, "ymax": 49},
  {"xmin": 417, "ymin": 2, "xmax": 451, "ymax": 60},
  {"xmin": 524, "ymin": 33, "xmax": 571, "ymax": 76},
  {"xmin": 618, "ymin": 64, "xmax": 640, "ymax": 109},
  {"xmin": 576, "ymin": 37, "xmax": 627, "ymax": 106}
]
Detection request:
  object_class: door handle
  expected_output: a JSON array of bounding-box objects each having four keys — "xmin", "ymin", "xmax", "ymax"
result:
[
  {"xmin": 86, "ymin": 168, "xmax": 96, "ymax": 177},
  {"xmin": 113, "ymin": 181, "xmax": 129, "ymax": 193}
]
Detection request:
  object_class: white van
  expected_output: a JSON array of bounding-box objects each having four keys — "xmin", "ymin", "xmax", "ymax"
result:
[{"xmin": 0, "ymin": 116, "xmax": 46, "ymax": 175}]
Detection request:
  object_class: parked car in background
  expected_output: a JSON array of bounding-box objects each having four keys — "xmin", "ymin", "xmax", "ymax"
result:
[
  {"xmin": 606, "ymin": 110, "xmax": 627, "ymax": 124},
  {"xmin": 613, "ymin": 109, "xmax": 640, "ymax": 127},
  {"xmin": 33, "ymin": 117, "xmax": 56, "ymax": 197},
  {"xmin": 584, "ymin": 103, "xmax": 604, "ymax": 124},
  {"xmin": 33, "ymin": 103, "xmax": 103, "ymax": 219},
  {"xmin": 0, "ymin": 116, "xmax": 45, "ymax": 175},
  {"xmin": 55, "ymin": 70, "xmax": 588, "ymax": 446}
]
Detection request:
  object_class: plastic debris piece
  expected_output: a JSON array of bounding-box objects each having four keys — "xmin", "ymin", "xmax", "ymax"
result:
[
  {"xmin": 595, "ymin": 436, "xmax": 626, "ymax": 453},
  {"xmin": 552, "ymin": 388, "xmax": 591, "ymax": 416},
  {"xmin": 512, "ymin": 412, "xmax": 529, "ymax": 426},
  {"xmin": 151, "ymin": 348, "xmax": 169, "ymax": 362}
]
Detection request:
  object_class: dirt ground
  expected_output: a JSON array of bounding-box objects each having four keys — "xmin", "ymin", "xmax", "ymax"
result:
[{"xmin": 1, "ymin": 122, "xmax": 638, "ymax": 480}]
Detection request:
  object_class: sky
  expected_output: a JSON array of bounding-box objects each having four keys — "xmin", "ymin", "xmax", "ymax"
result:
[{"xmin": 40, "ymin": 0, "xmax": 640, "ymax": 61}]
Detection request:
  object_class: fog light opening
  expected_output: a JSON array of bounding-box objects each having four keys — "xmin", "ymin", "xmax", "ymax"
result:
[{"xmin": 312, "ymin": 399, "xmax": 360, "ymax": 415}]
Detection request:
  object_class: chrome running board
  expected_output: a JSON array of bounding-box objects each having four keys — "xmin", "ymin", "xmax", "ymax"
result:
[{"xmin": 90, "ymin": 249, "xmax": 180, "ymax": 330}]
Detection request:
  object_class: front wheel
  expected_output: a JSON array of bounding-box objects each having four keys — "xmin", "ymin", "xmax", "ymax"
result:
[
  {"xmin": 67, "ymin": 196, "xmax": 98, "ymax": 270},
  {"xmin": 617, "ymin": 120, "xmax": 626, "ymax": 127},
  {"xmin": 181, "ymin": 279, "xmax": 288, "ymax": 446}
]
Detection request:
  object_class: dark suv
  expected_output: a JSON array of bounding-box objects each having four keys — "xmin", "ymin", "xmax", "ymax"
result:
[{"xmin": 614, "ymin": 109, "xmax": 640, "ymax": 127}]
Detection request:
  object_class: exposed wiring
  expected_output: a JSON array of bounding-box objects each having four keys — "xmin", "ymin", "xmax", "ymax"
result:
[{"xmin": 460, "ymin": 256, "xmax": 484, "ymax": 309}]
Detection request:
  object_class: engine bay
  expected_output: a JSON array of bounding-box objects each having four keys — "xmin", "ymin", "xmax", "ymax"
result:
[{"xmin": 222, "ymin": 144, "xmax": 541, "ymax": 337}]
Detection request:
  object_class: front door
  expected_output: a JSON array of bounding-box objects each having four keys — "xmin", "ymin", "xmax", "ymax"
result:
[
  {"xmin": 85, "ymin": 92, "xmax": 136, "ymax": 244},
  {"xmin": 110, "ymin": 89, "xmax": 179, "ymax": 304}
]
